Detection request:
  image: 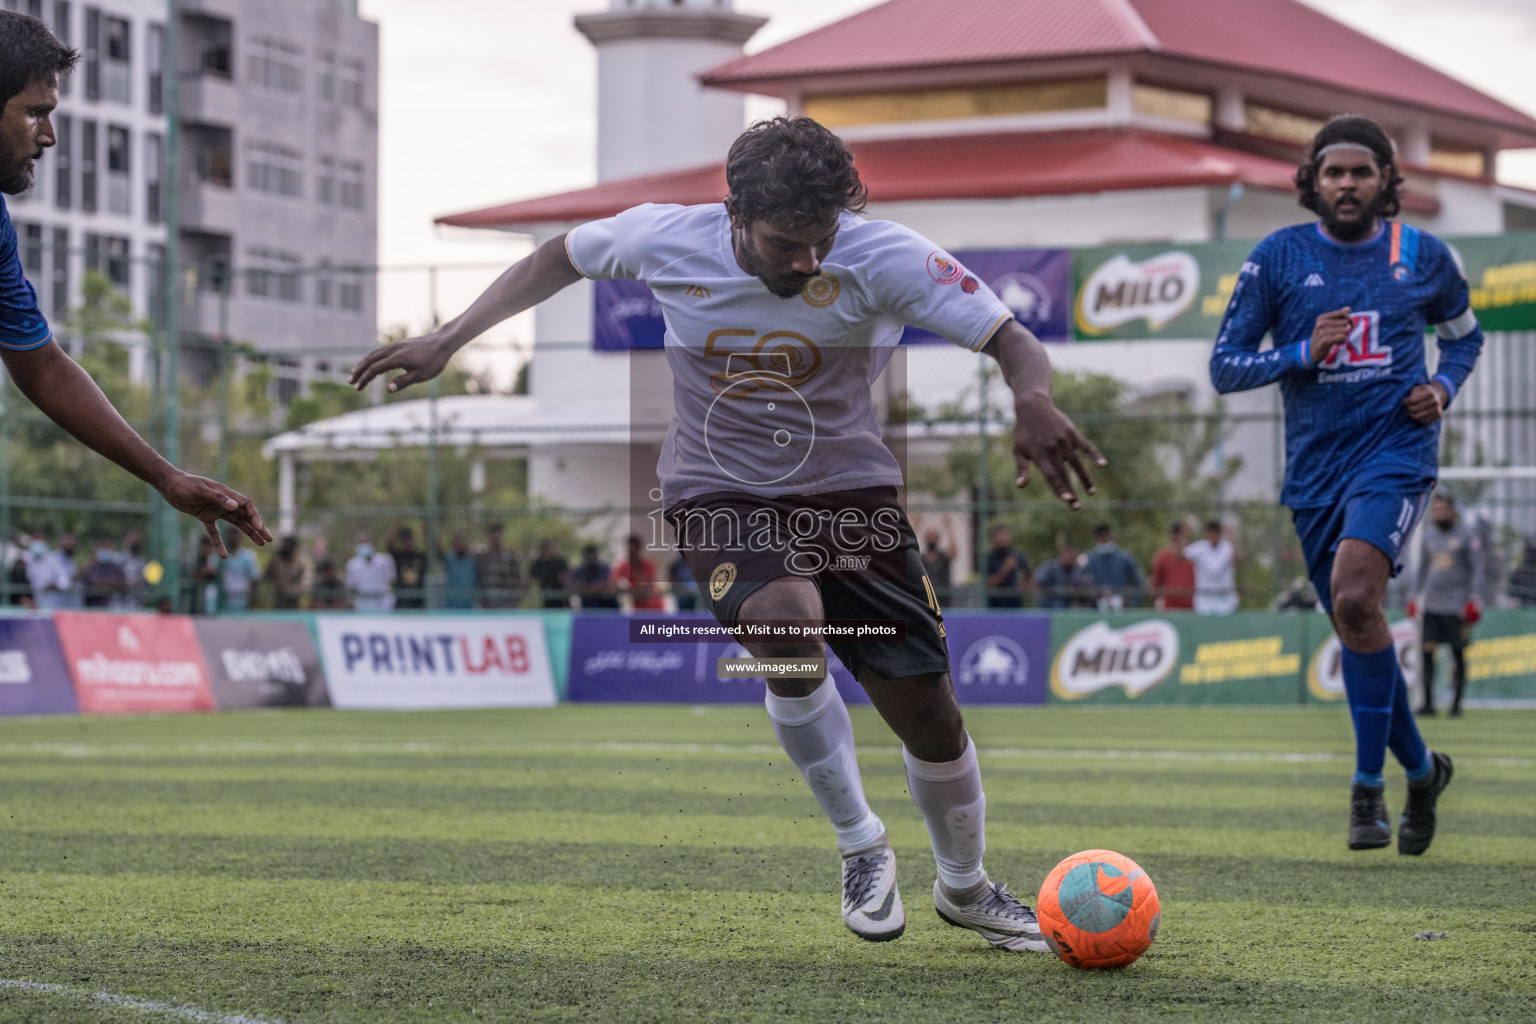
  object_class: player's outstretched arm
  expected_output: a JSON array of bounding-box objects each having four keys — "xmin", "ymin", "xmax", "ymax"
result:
[
  {"xmin": 981, "ymin": 320, "xmax": 1106, "ymax": 510},
  {"xmin": 0, "ymin": 341, "xmax": 271, "ymax": 557},
  {"xmin": 349, "ymin": 234, "xmax": 584, "ymax": 393}
]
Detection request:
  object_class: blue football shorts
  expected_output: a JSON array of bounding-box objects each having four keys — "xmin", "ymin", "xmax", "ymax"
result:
[{"xmin": 1291, "ymin": 462, "xmax": 1434, "ymax": 615}]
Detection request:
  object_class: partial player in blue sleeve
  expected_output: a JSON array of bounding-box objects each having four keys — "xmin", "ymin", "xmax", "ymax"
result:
[
  {"xmin": 0, "ymin": 12, "xmax": 271, "ymax": 555},
  {"xmin": 1210, "ymin": 116, "xmax": 1481, "ymax": 857}
]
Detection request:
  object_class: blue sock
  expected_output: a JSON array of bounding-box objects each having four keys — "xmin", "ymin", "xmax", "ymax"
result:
[
  {"xmin": 1387, "ymin": 659, "xmax": 1432, "ymax": 780},
  {"xmin": 1341, "ymin": 644, "xmax": 1396, "ymax": 787}
]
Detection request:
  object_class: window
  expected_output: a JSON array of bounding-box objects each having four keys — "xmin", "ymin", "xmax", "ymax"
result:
[
  {"xmin": 53, "ymin": 113, "xmax": 71, "ymax": 208},
  {"xmin": 146, "ymin": 242, "xmax": 165, "ymax": 331},
  {"xmin": 338, "ymin": 57, "xmax": 365, "ymax": 108},
  {"xmin": 106, "ymin": 124, "xmax": 130, "ymax": 215},
  {"xmin": 51, "ymin": 2, "xmax": 71, "ymax": 96},
  {"xmin": 144, "ymin": 131, "xmax": 163, "ymax": 223},
  {"xmin": 1132, "ymin": 83, "xmax": 1212, "ymax": 126},
  {"xmin": 18, "ymin": 223, "xmax": 44, "ymax": 276},
  {"xmin": 245, "ymin": 248, "xmax": 302, "ymax": 303},
  {"xmin": 337, "ymin": 160, "xmax": 365, "ymax": 210},
  {"xmin": 246, "ymin": 140, "xmax": 303, "ymax": 198},
  {"xmin": 85, "ymin": 233, "xmax": 130, "ymax": 288},
  {"xmin": 103, "ymin": 15, "xmax": 130, "ymax": 104},
  {"xmin": 83, "ymin": 6, "xmax": 99, "ymax": 101},
  {"xmin": 803, "ymin": 76, "xmax": 1107, "ymax": 129},
  {"xmin": 1428, "ymin": 143, "xmax": 1486, "ymax": 178},
  {"xmin": 50, "ymin": 227, "xmax": 68, "ymax": 319},
  {"xmin": 1243, "ymin": 102, "xmax": 1325, "ymax": 145},
  {"xmin": 318, "ymin": 51, "xmax": 335, "ymax": 101},
  {"xmin": 314, "ymin": 260, "xmax": 332, "ymax": 306},
  {"xmin": 147, "ymin": 23, "xmax": 163, "ymax": 115},
  {"xmin": 248, "ymin": 37, "xmax": 302, "ymax": 93},
  {"xmin": 338, "ymin": 275, "xmax": 363, "ymax": 312},
  {"xmin": 106, "ymin": 124, "xmax": 129, "ymax": 172},
  {"xmin": 80, "ymin": 118, "xmax": 97, "ymax": 213},
  {"xmin": 316, "ymin": 154, "xmax": 334, "ymax": 204}
]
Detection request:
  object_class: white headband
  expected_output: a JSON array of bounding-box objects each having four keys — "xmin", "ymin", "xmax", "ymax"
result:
[{"xmin": 1315, "ymin": 142, "xmax": 1382, "ymax": 164}]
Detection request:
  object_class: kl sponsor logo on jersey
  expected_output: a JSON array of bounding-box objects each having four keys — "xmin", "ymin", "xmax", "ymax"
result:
[
  {"xmin": 1318, "ymin": 310, "xmax": 1392, "ymax": 372},
  {"xmin": 1075, "ymin": 251, "xmax": 1199, "ymax": 334},
  {"xmin": 1050, "ymin": 620, "xmax": 1180, "ymax": 699},
  {"xmin": 957, "ymin": 636, "xmax": 1030, "ymax": 687}
]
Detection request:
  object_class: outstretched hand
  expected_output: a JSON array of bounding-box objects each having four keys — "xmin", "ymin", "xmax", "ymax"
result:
[
  {"xmin": 157, "ymin": 471, "xmax": 272, "ymax": 557},
  {"xmin": 348, "ymin": 334, "xmax": 453, "ymax": 393},
  {"xmin": 1012, "ymin": 392, "xmax": 1107, "ymax": 510}
]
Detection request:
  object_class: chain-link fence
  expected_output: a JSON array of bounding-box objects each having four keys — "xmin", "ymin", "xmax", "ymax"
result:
[{"xmin": 3, "ymin": 250, "xmax": 1532, "ymax": 615}]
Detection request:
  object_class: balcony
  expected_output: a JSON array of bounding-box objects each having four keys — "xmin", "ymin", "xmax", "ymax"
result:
[
  {"xmin": 179, "ymin": 179, "xmax": 240, "ymax": 233},
  {"xmin": 179, "ymin": 72, "xmax": 240, "ymax": 126}
]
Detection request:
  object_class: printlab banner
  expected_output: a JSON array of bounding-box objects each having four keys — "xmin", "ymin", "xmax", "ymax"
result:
[
  {"xmin": 902, "ymin": 248, "xmax": 1072, "ymax": 345},
  {"xmin": 0, "ymin": 616, "xmax": 78, "ymax": 716},
  {"xmin": 1046, "ymin": 612, "xmax": 1310, "ymax": 705},
  {"xmin": 566, "ymin": 613, "xmax": 1049, "ymax": 705},
  {"xmin": 53, "ymin": 612, "xmax": 214, "ymax": 713},
  {"xmin": 316, "ymin": 615, "xmax": 556, "ymax": 709},
  {"xmin": 194, "ymin": 618, "xmax": 329, "ymax": 709},
  {"xmin": 566, "ymin": 614, "xmax": 864, "ymax": 704}
]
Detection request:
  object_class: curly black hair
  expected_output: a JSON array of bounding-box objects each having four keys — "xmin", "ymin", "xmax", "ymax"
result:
[
  {"xmin": 0, "ymin": 11, "xmax": 78, "ymax": 110},
  {"xmin": 724, "ymin": 116, "xmax": 868, "ymax": 229},
  {"xmin": 1294, "ymin": 114, "xmax": 1404, "ymax": 219}
]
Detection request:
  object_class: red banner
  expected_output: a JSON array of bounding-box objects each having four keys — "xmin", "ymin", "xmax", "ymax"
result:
[{"xmin": 54, "ymin": 612, "xmax": 215, "ymax": 713}]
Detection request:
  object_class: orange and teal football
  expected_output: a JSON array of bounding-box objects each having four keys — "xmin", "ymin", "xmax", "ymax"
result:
[{"xmin": 1036, "ymin": 849, "xmax": 1160, "ymax": 969}]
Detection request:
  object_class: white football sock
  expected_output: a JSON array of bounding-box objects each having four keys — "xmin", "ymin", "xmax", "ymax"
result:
[
  {"xmin": 904, "ymin": 736, "xmax": 987, "ymax": 890},
  {"xmin": 764, "ymin": 676, "xmax": 885, "ymax": 851}
]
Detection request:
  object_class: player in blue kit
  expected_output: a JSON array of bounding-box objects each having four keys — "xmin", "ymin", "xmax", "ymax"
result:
[
  {"xmin": 0, "ymin": 12, "xmax": 269, "ymax": 554},
  {"xmin": 1210, "ymin": 116, "xmax": 1480, "ymax": 855}
]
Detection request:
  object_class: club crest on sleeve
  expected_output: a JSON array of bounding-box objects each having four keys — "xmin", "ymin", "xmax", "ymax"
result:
[
  {"xmin": 801, "ymin": 273, "xmax": 840, "ymax": 308},
  {"xmin": 709, "ymin": 562, "xmax": 737, "ymax": 602},
  {"xmin": 926, "ymin": 251, "xmax": 965, "ymax": 285},
  {"xmin": 961, "ymin": 275, "xmax": 979, "ymax": 294}
]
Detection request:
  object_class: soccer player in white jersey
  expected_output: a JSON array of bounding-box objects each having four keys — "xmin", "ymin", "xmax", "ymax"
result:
[{"xmin": 352, "ymin": 118, "xmax": 1103, "ymax": 951}]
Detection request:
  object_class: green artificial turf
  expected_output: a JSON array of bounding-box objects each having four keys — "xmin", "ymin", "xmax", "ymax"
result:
[{"xmin": 0, "ymin": 705, "xmax": 1532, "ymax": 1023}]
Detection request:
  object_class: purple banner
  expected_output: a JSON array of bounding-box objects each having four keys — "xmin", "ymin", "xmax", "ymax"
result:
[
  {"xmin": 593, "ymin": 279, "xmax": 666, "ymax": 351},
  {"xmin": 0, "ymin": 616, "xmax": 79, "ymax": 716},
  {"xmin": 904, "ymin": 248, "xmax": 1072, "ymax": 345},
  {"xmin": 942, "ymin": 614, "xmax": 1050, "ymax": 705},
  {"xmin": 568, "ymin": 613, "xmax": 866, "ymax": 704},
  {"xmin": 567, "ymin": 613, "xmax": 1048, "ymax": 705}
]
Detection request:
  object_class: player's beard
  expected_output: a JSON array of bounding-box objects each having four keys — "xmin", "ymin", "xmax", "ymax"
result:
[
  {"xmin": 0, "ymin": 153, "xmax": 39, "ymax": 196},
  {"xmin": 1320, "ymin": 191, "xmax": 1387, "ymax": 242}
]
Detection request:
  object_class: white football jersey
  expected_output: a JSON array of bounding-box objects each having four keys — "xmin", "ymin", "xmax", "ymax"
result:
[{"xmin": 566, "ymin": 203, "xmax": 1012, "ymax": 505}]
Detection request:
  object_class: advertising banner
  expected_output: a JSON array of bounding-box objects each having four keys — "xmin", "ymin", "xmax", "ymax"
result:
[
  {"xmin": 903, "ymin": 248, "xmax": 1072, "ymax": 345},
  {"xmin": 566, "ymin": 614, "xmax": 865, "ymax": 704},
  {"xmin": 593, "ymin": 279, "xmax": 665, "ymax": 351},
  {"xmin": 1071, "ymin": 240, "xmax": 1254, "ymax": 341},
  {"xmin": 316, "ymin": 615, "xmax": 556, "ymax": 709},
  {"xmin": 0, "ymin": 616, "xmax": 78, "ymax": 716},
  {"xmin": 194, "ymin": 618, "xmax": 329, "ymax": 709},
  {"xmin": 1304, "ymin": 617, "xmax": 1417, "ymax": 703},
  {"xmin": 1047, "ymin": 612, "xmax": 1309, "ymax": 705},
  {"xmin": 1449, "ymin": 232, "xmax": 1536, "ymax": 333},
  {"xmin": 943, "ymin": 614, "xmax": 1050, "ymax": 705},
  {"xmin": 53, "ymin": 612, "xmax": 214, "ymax": 714}
]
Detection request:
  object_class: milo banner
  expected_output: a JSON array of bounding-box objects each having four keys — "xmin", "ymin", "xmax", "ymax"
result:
[
  {"xmin": 1047, "ymin": 612, "xmax": 1309, "ymax": 705},
  {"xmin": 1307, "ymin": 609, "xmax": 1536, "ymax": 704},
  {"xmin": 1448, "ymin": 232, "xmax": 1536, "ymax": 333},
  {"xmin": 1072, "ymin": 240, "xmax": 1255, "ymax": 341}
]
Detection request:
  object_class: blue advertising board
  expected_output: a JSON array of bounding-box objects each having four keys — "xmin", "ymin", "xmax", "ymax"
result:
[
  {"xmin": 902, "ymin": 248, "xmax": 1072, "ymax": 345},
  {"xmin": 0, "ymin": 616, "xmax": 79, "ymax": 716}
]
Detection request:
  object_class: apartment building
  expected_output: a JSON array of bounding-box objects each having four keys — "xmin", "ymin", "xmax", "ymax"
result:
[{"xmin": 3, "ymin": 0, "xmax": 377, "ymax": 399}]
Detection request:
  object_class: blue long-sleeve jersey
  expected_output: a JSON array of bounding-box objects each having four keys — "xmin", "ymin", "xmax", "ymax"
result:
[{"xmin": 1210, "ymin": 220, "xmax": 1483, "ymax": 509}]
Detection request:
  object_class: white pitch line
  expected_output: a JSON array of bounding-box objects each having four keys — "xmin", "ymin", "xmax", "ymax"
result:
[
  {"xmin": 0, "ymin": 978, "xmax": 284, "ymax": 1024},
  {"xmin": 0, "ymin": 738, "xmax": 1532, "ymax": 769}
]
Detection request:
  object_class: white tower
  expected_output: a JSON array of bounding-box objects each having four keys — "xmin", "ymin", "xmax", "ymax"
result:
[{"xmin": 575, "ymin": 0, "xmax": 767, "ymax": 181}]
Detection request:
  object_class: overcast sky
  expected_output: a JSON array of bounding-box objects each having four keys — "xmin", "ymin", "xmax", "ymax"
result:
[{"xmin": 355, "ymin": 0, "xmax": 1536, "ymax": 347}]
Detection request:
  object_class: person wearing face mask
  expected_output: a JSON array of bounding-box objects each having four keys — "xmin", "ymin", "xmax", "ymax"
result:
[
  {"xmin": 1408, "ymin": 493, "xmax": 1484, "ymax": 718},
  {"xmin": 1209, "ymin": 115, "xmax": 1484, "ymax": 857},
  {"xmin": 345, "ymin": 530, "xmax": 395, "ymax": 612}
]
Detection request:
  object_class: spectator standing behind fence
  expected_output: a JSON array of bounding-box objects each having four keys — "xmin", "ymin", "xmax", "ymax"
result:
[
  {"xmin": 613, "ymin": 534, "xmax": 665, "ymax": 611},
  {"xmin": 571, "ymin": 543, "xmax": 619, "ymax": 610},
  {"xmin": 1151, "ymin": 521, "xmax": 1197, "ymax": 610},
  {"xmin": 921, "ymin": 527, "xmax": 954, "ymax": 607},
  {"xmin": 346, "ymin": 531, "xmax": 395, "ymax": 612},
  {"xmin": 389, "ymin": 526, "xmax": 428, "ymax": 610},
  {"xmin": 1409, "ymin": 493, "xmax": 1484, "ymax": 717},
  {"xmin": 81, "ymin": 535, "xmax": 127, "ymax": 608},
  {"xmin": 191, "ymin": 534, "xmax": 220, "ymax": 614},
  {"xmin": 669, "ymin": 552, "xmax": 699, "ymax": 610},
  {"xmin": 529, "ymin": 540, "xmax": 570, "ymax": 609},
  {"xmin": 442, "ymin": 532, "xmax": 479, "ymax": 610},
  {"xmin": 119, "ymin": 529, "xmax": 146, "ymax": 608},
  {"xmin": 1186, "ymin": 520, "xmax": 1238, "ymax": 614},
  {"xmin": 262, "ymin": 536, "xmax": 311, "ymax": 609},
  {"xmin": 312, "ymin": 558, "xmax": 350, "ymax": 610},
  {"xmin": 1085, "ymin": 523, "xmax": 1143, "ymax": 609},
  {"xmin": 7, "ymin": 545, "xmax": 31, "ymax": 606},
  {"xmin": 984, "ymin": 524, "xmax": 1030, "ymax": 608},
  {"xmin": 1511, "ymin": 537, "xmax": 1536, "ymax": 606},
  {"xmin": 1035, "ymin": 538, "xmax": 1094, "ymax": 609},
  {"xmin": 54, "ymin": 531, "xmax": 81, "ymax": 608},
  {"xmin": 477, "ymin": 523, "xmax": 522, "ymax": 608},
  {"xmin": 219, "ymin": 532, "xmax": 260, "ymax": 613}
]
